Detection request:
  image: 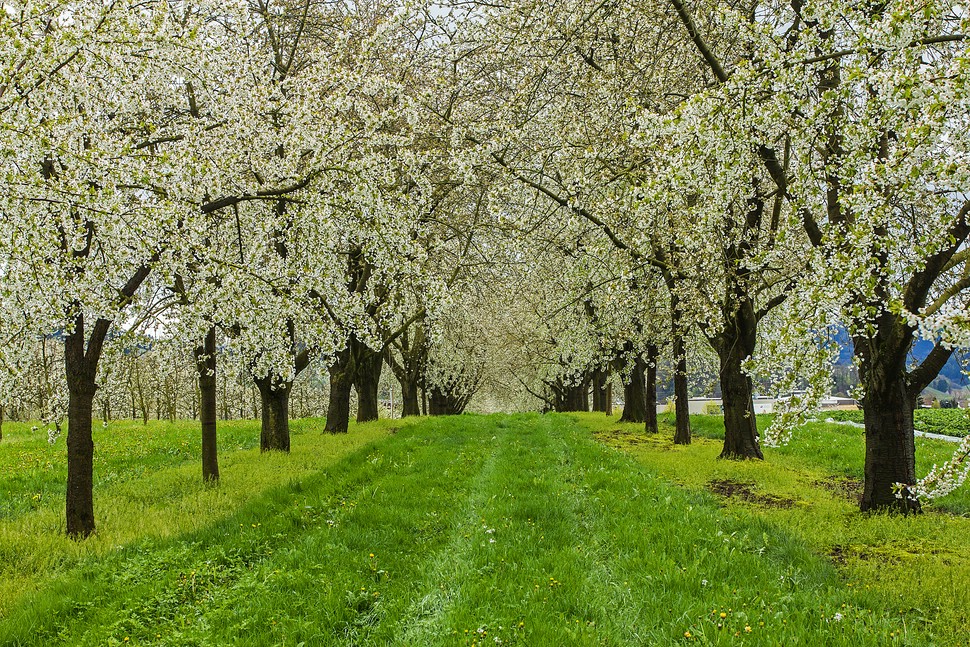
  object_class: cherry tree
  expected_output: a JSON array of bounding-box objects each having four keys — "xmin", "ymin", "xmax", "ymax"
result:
[
  {"xmin": 664, "ymin": 0, "xmax": 970, "ymax": 508},
  {"xmin": 0, "ymin": 2, "xmax": 231, "ymax": 537}
]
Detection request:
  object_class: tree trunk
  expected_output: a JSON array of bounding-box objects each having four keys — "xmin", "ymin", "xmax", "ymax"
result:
[
  {"xmin": 591, "ymin": 369, "xmax": 609, "ymax": 413},
  {"xmin": 428, "ymin": 386, "xmax": 449, "ymax": 415},
  {"xmin": 553, "ymin": 375, "xmax": 590, "ymax": 412},
  {"xmin": 326, "ymin": 348, "xmax": 353, "ymax": 434},
  {"xmin": 645, "ymin": 344, "xmax": 658, "ymax": 434},
  {"xmin": 195, "ymin": 326, "xmax": 219, "ymax": 482},
  {"xmin": 255, "ymin": 376, "xmax": 291, "ymax": 452},
  {"xmin": 717, "ymin": 336, "xmax": 763, "ymax": 459},
  {"xmin": 428, "ymin": 385, "xmax": 471, "ymax": 415},
  {"xmin": 386, "ymin": 328, "xmax": 426, "ymax": 418},
  {"xmin": 579, "ymin": 378, "xmax": 590, "ymax": 411},
  {"xmin": 860, "ymin": 378, "xmax": 921, "ymax": 512},
  {"xmin": 400, "ymin": 379, "xmax": 420, "ymax": 417},
  {"xmin": 712, "ymin": 284, "xmax": 763, "ymax": 458},
  {"xmin": 353, "ymin": 342, "xmax": 383, "ymax": 423},
  {"xmin": 672, "ymin": 324, "xmax": 692, "ymax": 445},
  {"xmin": 64, "ymin": 315, "xmax": 102, "ymax": 540},
  {"xmin": 66, "ymin": 382, "xmax": 96, "ymax": 538},
  {"xmin": 619, "ymin": 357, "xmax": 647, "ymax": 423},
  {"xmin": 135, "ymin": 362, "xmax": 149, "ymax": 425}
]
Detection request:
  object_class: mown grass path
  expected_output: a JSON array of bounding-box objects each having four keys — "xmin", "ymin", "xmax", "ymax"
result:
[{"xmin": 0, "ymin": 414, "xmax": 930, "ymax": 645}]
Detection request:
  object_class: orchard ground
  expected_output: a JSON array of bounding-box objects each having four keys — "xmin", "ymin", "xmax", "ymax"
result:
[{"xmin": 0, "ymin": 413, "xmax": 968, "ymax": 646}]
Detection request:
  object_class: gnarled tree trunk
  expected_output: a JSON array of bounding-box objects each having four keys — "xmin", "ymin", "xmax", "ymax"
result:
[
  {"xmin": 861, "ymin": 376, "xmax": 920, "ymax": 512},
  {"xmin": 326, "ymin": 347, "xmax": 353, "ymax": 434},
  {"xmin": 716, "ymin": 334, "xmax": 762, "ymax": 459},
  {"xmin": 428, "ymin": 384, "xmax": 474, "ymax": 416},
  {"xmin": 400, "ymin": 379, "xmax": 420, "ymax": 417},
  {"xmin": 353, "ymin": 340, "xmax": 383, "ymax": 423},
  {"xmin": 854, "ymin": 317, "xmax": 940, "ymax": 513},
  {"xmin": 254, "ymin": 376, "xmax": 291, "ymax": 452},
  {"xmin": 552, "ymin": 374, "xmax": 590, "ymax": 412},
  {"xmin": 619, "ymin": 356, "xmax": 647, "ymax": 423}
]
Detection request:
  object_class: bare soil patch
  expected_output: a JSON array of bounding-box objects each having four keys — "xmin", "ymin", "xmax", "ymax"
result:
[
  {"xmin": 814, "ymin": 476, "xmax": 863, "ymax": 503},
  {"xmin": 707, "ymin": 478, "xmax": 796, "ymax": 509}
]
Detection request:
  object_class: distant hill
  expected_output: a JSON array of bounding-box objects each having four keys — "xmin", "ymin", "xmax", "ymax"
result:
[{"xmin": 832, "ymin": 328, "xmax": 969, "ymax": 388}]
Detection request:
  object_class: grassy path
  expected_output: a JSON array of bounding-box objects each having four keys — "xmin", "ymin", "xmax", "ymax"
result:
[{"xmin": 0, "ymin": 414, "xmax": 936, "ymax": 645}]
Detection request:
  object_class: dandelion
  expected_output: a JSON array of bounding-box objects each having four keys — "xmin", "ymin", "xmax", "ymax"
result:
[
  {"xmin": 684, "ymin": 631, "xmax": 692, "ymax": 638},
  {"xmin": 719, "ymin": 612, "xmax": 727, "ymax": 619},
  {"xmin": 745, "ymin": 625, "xmax": 752, "ymax": 633},
  {"xmin": 833, "ymin": 613, "xmax": 843, "ymax": 622}
]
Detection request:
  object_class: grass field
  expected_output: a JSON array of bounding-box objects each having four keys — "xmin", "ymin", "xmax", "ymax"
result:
[{"xmin": 1, "ymin": 413, "xmax": 968, "ymax": 645}]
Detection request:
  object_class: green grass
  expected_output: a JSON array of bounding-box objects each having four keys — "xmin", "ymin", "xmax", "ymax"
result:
[
  {"xmin": 0, "ymin": 417, "xmax": 393, "ymax": 621},
  {"xmin": 2, "ymin": 413, "xmax": 963, "ymax": 645},
  {"xmin": 580, "ymin": 412, "xmax": 970, "ymax": 646}
]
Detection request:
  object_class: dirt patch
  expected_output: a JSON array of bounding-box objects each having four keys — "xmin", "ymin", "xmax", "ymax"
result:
[
  {"xmin": 707, "ymin": 479, "xmax": 796, "ymax": 509},
  {"xmin": 829, "ymin": 544, "xmax": 848, "ymax": 565},
  {"xmin": 828, "ymin": 543, "xmax": 904, "ymax": 566},
  {"xmin": 814, "ymin": 476, "xmax": 863, "ymax": 503},
  {"xmin": 594, "ymin": 429, "xmax": 654, "ymax": 446}
]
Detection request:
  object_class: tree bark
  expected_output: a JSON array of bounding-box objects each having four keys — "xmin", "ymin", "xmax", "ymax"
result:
[
  {"xmin": 552, "ymin": 374, "xmax": 590, "ymax": 412},
  {"xmin": 861, "ymin": 377, "xmax": 920, "ymax": 512},
  {"xmin": 66, "ymin": 382, "xmax": 96, "ymax": 538},
  {"xmin": 579, "ymin": 378, "xmax": 590, "ymax": 411},
  {"xmin": 254, "ymin": 376, "xmax": 291, "ymax": 452},
  {"xmin": 619, "ymin": 357, "xmax": 647, "ymax": 423},
  {"xmin": 717, "ymin": 336, "xmax": 763, "ymax": 459},
  {"xmin": 671, "ymin": 308, "xmax": 692, "ymax": 445},
  {"xmin": 326, "ymin": 348, "xmax": 353, "ymax": 434},
  {"xmin": 195, "ymin": 326, "xmax": 219, "ymax": 482},
  {"xmin": 400, "ymin": 379, "xmax": 420, "ymax": 417},
  {"xmin": 591, "ymin": 369, "xmax": 610, "ymax": 413},
  {"xmin": 428, "ymin": 385, "xmax": 472, "ymax": 415},
  {"xmin": 64, "ymin": 312, "xmax": 105, "ymax": 539},
  {"xmin": 854, "ymin": 318, "xmax": 931, "ymax": 513},
  {"xmin": 428, "ymin": 386, "xmax": 450, "ymax": 415},
  {"xmin": 645, "ymin": 344, "xmax": 658, "ymax": 434},
  {"xmin": 353, "ymin": 341, "xmax": 383, "ymax": 423}
]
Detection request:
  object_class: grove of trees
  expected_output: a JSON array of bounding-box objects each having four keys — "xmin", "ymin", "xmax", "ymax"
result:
[{"xmin": 1, "ymin": 0, "xmax": 968, "ymax": 536}]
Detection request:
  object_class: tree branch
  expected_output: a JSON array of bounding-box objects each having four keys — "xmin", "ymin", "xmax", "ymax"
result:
[
  {"xmin": 903, "ymin": 201, "xmax": 970, "ymax": 312},
  {"xmin": 908, "ymin": 343, "xmax": 955, "ymax": 397},
  {"xmin": 200, "ymin": 173, "xmax": 319, "ymax": 214},
  {"xmin": 668, "ymin": 0, "xmax": 729, "ymax": 83}
]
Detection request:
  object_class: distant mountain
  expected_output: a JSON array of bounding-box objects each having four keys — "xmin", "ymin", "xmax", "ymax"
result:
[{"xmin": 831, "ymin": 327, "xmax": 969, "ymax": 387}]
